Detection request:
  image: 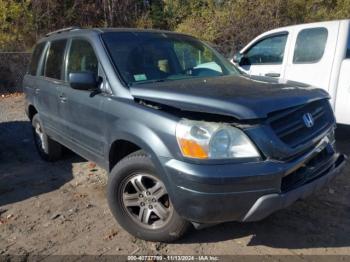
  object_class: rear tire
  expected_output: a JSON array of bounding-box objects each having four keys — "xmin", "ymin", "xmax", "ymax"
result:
[
  {"xmin": 32, "ymin": 114, "xmax": 62, "ymax": 162},
  {"xmin": 107, "ymin": 150, "xmax": 190, "ymax": 242}
]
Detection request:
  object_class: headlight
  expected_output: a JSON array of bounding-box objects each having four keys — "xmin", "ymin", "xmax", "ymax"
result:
[{"xmin": 176, "ymin": 119, "xmax": 260, "ymax": 159}]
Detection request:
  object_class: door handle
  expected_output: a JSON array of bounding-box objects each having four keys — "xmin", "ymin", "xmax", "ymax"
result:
[
  {"xmin": 265, "ymin": 73, "xmax": 281, "ymax": 78},
  {"xmin": 34, "ymin": 88, "xmax": 40, "ymax": 95},
  {"xmin": 59, "ymin": 94, "xmax": 67, "ymax": 103}
]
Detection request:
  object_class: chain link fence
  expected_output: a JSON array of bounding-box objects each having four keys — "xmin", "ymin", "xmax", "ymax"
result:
[{"xmin": 0, "ymin": 52, "xmax": 31, "ymax": 94}]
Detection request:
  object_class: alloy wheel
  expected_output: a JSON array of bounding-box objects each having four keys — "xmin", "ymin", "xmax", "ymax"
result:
[
  {"xmin": 34, "ymin": 122, "xmax": 45, "ymax": 152},
  {"xmin": 121, "ymin": 173, "xmax": 173, "ymax": 229}
]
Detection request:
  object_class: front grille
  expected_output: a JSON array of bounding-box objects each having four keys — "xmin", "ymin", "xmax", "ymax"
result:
[
  {"xmin": 281, "ymin": 145, "xmax": 335, "ymax": 192},
  {"xmin": 268, "ymin": 99, "xmax": 334, "ymax": 148}
]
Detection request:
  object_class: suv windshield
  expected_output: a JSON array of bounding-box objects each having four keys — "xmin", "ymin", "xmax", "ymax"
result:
[{"xmin": 102, "ymin": 31, "xmax": 240, "ymax": 86}]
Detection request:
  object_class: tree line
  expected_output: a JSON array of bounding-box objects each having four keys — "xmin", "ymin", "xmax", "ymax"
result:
[{"xmin": 0, "ymin": 0, "xmax": 349, "ymax": 55}]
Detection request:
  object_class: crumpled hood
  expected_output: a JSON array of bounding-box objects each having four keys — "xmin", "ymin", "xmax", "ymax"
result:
[{"xmin": 130, "ymin": 75, "xmax": 330, "ymax": 120}]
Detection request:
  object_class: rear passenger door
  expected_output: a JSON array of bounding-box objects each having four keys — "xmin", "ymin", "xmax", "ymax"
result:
[
  {"xmin": 36, "ymin": 39, "xmax": 67, "ymax": 136},
  {"xmin": 284, "ymin": 24, "xmax": 339, "ymax": 90},
  {"xmin": 23, "ymin": 42, "xmax": 47, "ymax": 112},
  {"xmin": 58, "ymin": 38, "xmax": 108, "ymax": 164},
  {"xmin": 239, "ymin": 33, "xmax": 289, "ymax": 78}
]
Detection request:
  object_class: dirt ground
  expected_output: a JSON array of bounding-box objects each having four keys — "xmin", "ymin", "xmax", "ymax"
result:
[{"xmin": 1, "ymin": 94, "xmax": 350, "ymax": 257}]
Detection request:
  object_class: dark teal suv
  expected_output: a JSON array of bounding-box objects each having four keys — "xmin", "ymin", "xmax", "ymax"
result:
[{"xmin": 24, "ymin": 27, "xmax": 346, "ymax": 242}]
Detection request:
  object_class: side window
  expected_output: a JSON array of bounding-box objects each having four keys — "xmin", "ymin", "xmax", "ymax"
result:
[
  {"xmin": 244, "ymin": 34, "xmax": 288, "ymax": 65},
  {"xmin": 293, "ymin": 28, "xmax": 328, "ymax": 63},
  {"xmin": 29, "ymin": 42, "xmax": 46, "ymax": 75},
  {"xmin": 346, "ymin": 29, "xmax": 350, "ymax": 59},
  {"xmin": 43, "ymin": 39, "xmax": 67, "ymax": 79},
  {"xmin": 67, "ymin": 39, "xmax": 98, "ymax": 77}
]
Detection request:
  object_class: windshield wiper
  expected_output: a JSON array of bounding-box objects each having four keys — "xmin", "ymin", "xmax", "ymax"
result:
[{"xmin": 129, "ymin": 79, "xmax": 166, "ymax": 86}]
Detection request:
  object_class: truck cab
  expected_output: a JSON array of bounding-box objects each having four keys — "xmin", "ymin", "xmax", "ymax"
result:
[{"xmin": 232, "ymin": 20, "xmax": 350, "ymax": 125}]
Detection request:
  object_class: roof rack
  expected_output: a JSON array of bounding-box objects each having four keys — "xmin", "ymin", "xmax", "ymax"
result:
[{"xmin": 45, "ymin": 26, "xmax": 81, "ymax": 37}]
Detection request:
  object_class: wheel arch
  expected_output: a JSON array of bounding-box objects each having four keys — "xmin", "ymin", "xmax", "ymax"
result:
[
  {"xmin": 107, "ymin": 126, "xmax": 172, "ymax": 173},
  {"xmin": 108, "ymin": 139, "xmax": 142, "ymax": 172}
]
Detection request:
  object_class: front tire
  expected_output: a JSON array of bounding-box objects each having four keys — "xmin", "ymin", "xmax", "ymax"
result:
[
  {"xmin": 107, "ymin": 150, "xmax": 190, "ymax": 242},
  {"xmin": 32, "ymin": 114, "xmax": 62, "ymax": 162}
]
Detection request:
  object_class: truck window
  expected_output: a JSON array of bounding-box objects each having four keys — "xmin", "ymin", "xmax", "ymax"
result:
[
  {"xmin": 293, "ymin": 28, "xmax": 328, "ymax": 63},
  {"xmin": 346, "ymin": 29, "xmax": 350, "ymax": 59},
  {"xmin": 244, "ymin": 34, "xmax": 288, "ymax": 65},
  {"xmin": 28, "ymin": 42, "xmax": 46, "ymax": 76},
  {"xmin": 42, "ymin": 39, "xmax": 67, "ymax": 80}
]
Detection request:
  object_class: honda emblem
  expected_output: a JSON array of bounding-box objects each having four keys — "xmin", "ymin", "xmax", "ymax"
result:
[{"xmin": 303, "ymin": 113, "xmax": 314, "ymax": 128}]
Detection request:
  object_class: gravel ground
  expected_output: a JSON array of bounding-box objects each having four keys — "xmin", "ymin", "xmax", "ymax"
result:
[{"xmin": 0, "ymin": 94, "xmax": 350, "ymax": 257}]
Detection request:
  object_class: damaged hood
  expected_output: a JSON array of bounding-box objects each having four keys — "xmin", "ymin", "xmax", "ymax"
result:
[{"xmin": 129, "ymin": 75, "xmax": 329, "ymax": 120}]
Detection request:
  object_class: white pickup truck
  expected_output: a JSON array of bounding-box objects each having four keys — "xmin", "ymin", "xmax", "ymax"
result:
[{"xmin": 232, "ymin": 19, "xmax": 350, "ymax": 125}]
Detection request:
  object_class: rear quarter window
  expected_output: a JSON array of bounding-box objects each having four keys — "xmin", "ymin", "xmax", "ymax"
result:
[
  {"xmin": 29, "ymin": 42, "xmax": 46, "ymax": 76},
  {"xmin": 293, "ymin": 27, "xmax": 328, "ymax": 63}
]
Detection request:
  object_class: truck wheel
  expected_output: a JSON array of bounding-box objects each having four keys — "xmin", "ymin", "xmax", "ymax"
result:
[
  {"xmin": 107, "ymin": 150, "xmax": 190, "ymax": 242},
  {"xmin": 32, "ymin": 114, "xmax": 62, "ymax": 161}
]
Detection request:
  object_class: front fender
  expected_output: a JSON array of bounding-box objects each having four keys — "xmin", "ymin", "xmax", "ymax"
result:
[
  {"xmin": 106, "ymin": 118, "xmax": 180, "ymax": 202},
  {"xmin": 107, "ymin": 119, "xmax": 173, "ymax": 160}
]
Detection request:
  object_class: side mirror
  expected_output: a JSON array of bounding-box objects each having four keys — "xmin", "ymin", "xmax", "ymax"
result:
[
  {"xmin": 69, "ymin": 72, "xmax": 98, "ymax": 91},
  {"xmin": 232, "ymin": 53, "xmax": 243, "ymax": 64}
]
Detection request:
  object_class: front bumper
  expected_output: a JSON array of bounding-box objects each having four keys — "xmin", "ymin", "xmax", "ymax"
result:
[
  {"xmin": 242, "ymin": 153, "xmax": 345, "ymax": 222},
  {"xmin": 161, "ymin": 143, "xmax": 346, "ymax": 224}
]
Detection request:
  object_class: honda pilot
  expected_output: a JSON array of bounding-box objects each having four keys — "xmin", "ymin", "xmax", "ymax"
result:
[{"xmin": 23, "ymin": 27, "xmax": 346, "ymax": 242}]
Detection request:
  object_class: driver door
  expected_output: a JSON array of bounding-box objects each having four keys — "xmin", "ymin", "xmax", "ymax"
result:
[{"xmin": 58, "ymin": 38, "xmax": 108, "ymax": 164}]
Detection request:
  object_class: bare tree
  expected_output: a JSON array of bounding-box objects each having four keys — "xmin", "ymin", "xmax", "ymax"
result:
[{"xmin": 102, "ymin": 0, "xmax": 148, "ymax": 27}]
